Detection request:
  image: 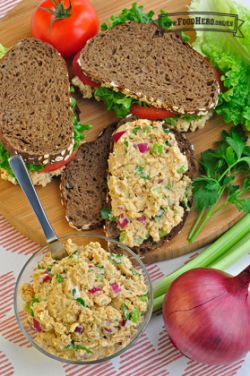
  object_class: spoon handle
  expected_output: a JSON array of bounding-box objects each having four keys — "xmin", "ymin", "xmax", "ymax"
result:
[{"xmin": 9, "ymin": 155, "xmax": 58, "ymax": 244}]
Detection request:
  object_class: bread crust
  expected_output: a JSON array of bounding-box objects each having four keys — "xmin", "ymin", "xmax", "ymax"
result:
[
  {"xmin": 79, "ymin": 21, "xmax": 220, "ymax": 116},
  {"xmin": 105, "ymin": 115, "xmax": 196, "ymax": 256},
  {"xmin": 0, "ymin": 38, "xmax": 74, "ymax": 165}
]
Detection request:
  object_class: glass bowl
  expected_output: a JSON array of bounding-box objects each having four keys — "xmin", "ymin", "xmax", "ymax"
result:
[{"xmin": 14, "ymin": 234, "xmax": 153, "ymax": 364}]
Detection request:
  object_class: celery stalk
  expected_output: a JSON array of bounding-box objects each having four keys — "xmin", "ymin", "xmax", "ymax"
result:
[
  {"xmin": 153, "ymin": 214, "xmax": 250, "ymax": 299},
  {"xmin": 210, "ymin": 232, "xmax": 250, "ymax": 270},
  {"xmin": 152, "ymin": 218, "xmax": 250, "ymax": 312}
]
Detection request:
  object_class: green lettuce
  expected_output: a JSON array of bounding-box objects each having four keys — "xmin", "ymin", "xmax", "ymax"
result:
[
  {"xmin": 189, "ymin": 0, "xmax": 250, "ymax": 130},
  {"xmin": 97, "ymin": 3, "xmax": 190, "ymax": 118},
  {"xmin": 0, "ymin": 44, "xmax": 9, "ymax": 58},
  {"xmin": 165, "ymin": 115, "xmax": 203, "ymax": 125}
]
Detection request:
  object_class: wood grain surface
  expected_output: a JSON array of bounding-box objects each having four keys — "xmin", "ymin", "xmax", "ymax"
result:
[{"xmin": 0, "ymin": 0, "xmax": 248, "ymax": 263}]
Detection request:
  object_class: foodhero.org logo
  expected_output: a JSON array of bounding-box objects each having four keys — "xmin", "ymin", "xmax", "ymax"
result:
[{"xmin": 154, "ymin": 12, "xmax": 244, "ymax": 38}]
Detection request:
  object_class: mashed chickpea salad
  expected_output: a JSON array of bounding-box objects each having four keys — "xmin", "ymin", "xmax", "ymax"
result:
[{"xmin": 20, "ymin": 239, "xmax": 149, "ymax": 361}]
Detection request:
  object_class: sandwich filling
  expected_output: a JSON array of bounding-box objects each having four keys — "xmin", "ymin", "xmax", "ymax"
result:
[{"xmin": 107, "ymin": 119, "xmax": 192, "ymax": 248}]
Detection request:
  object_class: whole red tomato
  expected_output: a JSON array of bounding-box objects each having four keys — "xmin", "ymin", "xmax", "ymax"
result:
[{"xmin": 31, "ymin": 0, "xmax": 99, "ymax": 59}]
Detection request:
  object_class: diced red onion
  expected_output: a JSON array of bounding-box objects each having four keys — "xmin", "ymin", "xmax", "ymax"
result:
[
  {"xmin": 137, "ymin": 143, "xmax": 149, "ymax": 153},
  {"xmin": 118, "ymin": 206, "xmax": 124, "ymax": 210},
  {"xmin": 88, "ymin": 287, "xmax": 102, "ymax": 294},
  {"xmin": 43, "ymin": 270, "xmax": 49, "ymax": 275},
  {"xmin": 43, "ymin": 275, "xmax": 51, "ymax": 283},
  {"xmin": 136, "ymin": 215, "xmax": 146, "ymax": 223},
  {"xmin": 122, "ymin": 319, "xmax": 131, "ymax": 328},
  {"xmin": 158, "ymin": 180, "xmax": 163, "ymax": 184},
  {"xmin": 80, "ymin": 354, "xmax": 88, "ymax": 359},
  {"xmin": 170, "ymin": 139, "xmax": 176, "ymax": 146},
  {"xmin": 89, "ymin": 265, "xmax": 94, "ymax": 268},
  {"xmin": 74, "ymin": 325, "xmax": 83, "ymax": 333},
  {"xmin": 118, "ymin": 342, "xmax": 123, "ymax": 345},
  {"xmin": 33, "ymin": 318, "xmax": 43, "ymax": 333},
  {"xmin": 104, "ymin": 328, "xmax": 112, "ymax": 333},
  {"xmin": 116, "ymin": 214, "xmax": 129, "ymax": 229},
  {"xmin": 112, "ymin": 131, "xmax": 126, "ymax": 143},
  {"xmin": 166, "ymin": 149, "xmax": 169, "ymax": 153},
  {"xmin": 133, "ymin": 144, "xmax": 137, "ymax": 148},
  {"xmin": 111, "ymin": 282, "xmax": 121, "ymax": 295}
]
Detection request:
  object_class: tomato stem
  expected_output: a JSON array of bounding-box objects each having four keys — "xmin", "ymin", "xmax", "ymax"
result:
[{"xmin": 37, "ymin": 0, "xmax": 73, "ymax": 35}]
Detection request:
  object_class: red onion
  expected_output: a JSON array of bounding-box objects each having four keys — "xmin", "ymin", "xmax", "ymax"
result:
[
  {"xmin": 42, "ymin": 270, "xmax": 49, "ymax": 274},
  {"xmin": 103, "ymin": 328, "xmax": 112, "ymax": 333},
  {"xmin": 116, "ymin": 214, "xmax": 129, "ymax": 229},
  {"xmin": 137, "ymin": 143, "xmax": 149, "ymax": 153},
  {"xmin": 158, "ymin": 180, "xmax": 163, "ymax": 184},
  {"xmin": 111, "ymin": 282, "xmax": 121, "ymax": 295},
  {"xmin": 88, "ymin": 287, "xmax": 102, "ymax": 294},
  {"xmin": 163, "ymin": 266, "xmax": 250, "ymax": 366},
  {"xmin": 88, "ymin": 265, "xmax": 94, "ymax": 268},
  {"xmin": 74, "ymin": 325, "xmax": 83, "ymax": 333},
  {"xmin": 112, "ymin": 131, "xmax": 126, "ymax": 143},
  {"xmin": 42, "ymin": 275, "xmax": 51, "ymax": 283},
  {"xmin": 166, "ymin": 149, "xmax": 169, "ymax": 153},
  {"xmin": 136, "ymin": 215, "xmax": 146, "ymax": 223},
  {"xmin": 33, "ymin": 318, "xmax": 43, "ymax": 333}
]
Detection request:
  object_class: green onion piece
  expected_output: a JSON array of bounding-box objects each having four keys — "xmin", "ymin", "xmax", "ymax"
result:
[
  {"xmin": 131, "ymin": 308, "xmax": 140, "ymax": 323},
  {"xmin": 143, "ymin": 125, "xmax": 153, "ymax": 133},
  {"xmin": 31, "ymin": 294, "xmax": 39, "ymax": 306},
  {"xmin": 160, "ymin": 229, "xmax": 168, "ymax": 237},
  {"xmin": 165, "ymin": 182, "xmax": 172, "ymax": 189},
  {"xmin": 130, "ymin": 269, "xmax": 141, "ymax": 276},
  {"xmin": 124, "ymin": 140, "xmax": 129, "ymax": 147},
  {"xmin": 70, "ymin": 86, "xmax": 75, "ymax": 93},
  {"xmin": 37, "ymin": 264, "xmax": 42, "ymax": 270},
  {"xmin": 151, "ymin": 143, "xmax": 165, "ymax": 156},
  {"xmin": 122, "ymin": 304, "xmax": 130, "ymax": 319},
  {"xmin": 46, "ymin": 265, "xmax": 53, "ymax": 271},
  {"xmin": 135, "ymin": 236, "xmax": 144, "ymax": 245},
  {"xmin": 177, "ymin": 165, "xmax": 187, "ymax": 174},
  {"xmin": 151, "ymin": 187, "xmax": 161, "ymax": 194},
  {"xmin": 96, "ymin": 274, "xmax": 104, "ymax": 281},
  {"xmin": 152, "ymin": 215, "xmax": 250, "ymax": 311},
  {"xmin": 119, "ymin": 232, "xmax": 126, "ymax": 243},
  {"xmin": 76, "ymin": 298, "xmax": 89, "ymax": 308},
  {"xmin": 109, "ymin": 253, "xmax": 123, "ymax": 264},
  {"xmin": 25, "ymin": 302, "xmax": 34, "ymax": 317},
  {"xmin": 55, "ymin": 274, "xmax": 64, "ymax": 283},
  {"xmin": 66, "ymin": 344, "xmax": 93, "ymax": 354},
  {"xmin": 140, "ymin": 295, "xmax": 148, "ymax": 302},
  {"xmin": 72, "ymin": 288, "xmax": 76, "ymax": 297},
  {"xmin": 69, "ymin": 250, "xmax": 79, "ymax": 258}
]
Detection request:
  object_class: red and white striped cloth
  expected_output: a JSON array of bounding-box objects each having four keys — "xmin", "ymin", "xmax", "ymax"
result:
[{"xmin": 0, "ymin": 1, "xmax": 250, "ymax": 375}]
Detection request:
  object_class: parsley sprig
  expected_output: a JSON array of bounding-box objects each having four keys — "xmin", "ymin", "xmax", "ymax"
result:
[{"xmin": 188, "ymin": 125, "xmax": 250, "ymax": 244}]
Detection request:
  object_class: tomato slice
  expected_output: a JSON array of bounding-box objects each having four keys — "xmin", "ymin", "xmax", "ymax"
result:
[
  {"xmin": 73, "ymin": 51, "xmax": 100, "ymax": 87},
  {"xmin": 130, "ymin": 104, "xmax": 178, "ymax": 120},
  {"xmin": 209, "ymin": 64, "xmax": 223, "ymax": 92},
  {"xmin": 40, "ymin": 149, "xmax": 78, "ymax": 173}
]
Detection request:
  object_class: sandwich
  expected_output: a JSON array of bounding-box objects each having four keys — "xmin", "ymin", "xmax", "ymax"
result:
[
  {"xmin": 0, "ymin": 38, "xmax": 91, "ymax": 187},
  {"xmin": 72, "ymin": 4, "xmax": 220, "ymax": 133},
  {"xmin": 60, "ymin": 114, "xmax": 195, "ymax": 255}
]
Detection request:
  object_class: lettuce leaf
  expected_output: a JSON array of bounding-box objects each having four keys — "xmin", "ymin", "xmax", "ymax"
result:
[
  {"xmin": 164, "ymin": 115, "xmax": 203, "ymax": 125},
  {"xmin": 189, "ymin": 0, "xmax": 250, "ymax": 130},
  {"xmin": 0, "ymin": 44, "xmax": 9, "ymax": 59},
  {"xmin": 70, "ymin": 97, "xmax": 92, "ymax": 150},
  {"xmin": 94, "ymin": 86, "xmax": 149, "ymax": 118}
]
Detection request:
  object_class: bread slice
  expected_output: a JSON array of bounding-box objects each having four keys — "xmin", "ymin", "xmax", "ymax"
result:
[
  {"xmin": 0, "ymin": 38, "xmax": 74, "ymax": 165},
  {"xmin": 60, "ymin": 122, "xmax": 117, "ymax": 230},
  {"xmin": 79, "ymin": 21, "xmax": 220, "ymax": 116},
  {"xmin": 105, "ymin": 115, "xmax": 195, "ymax": 256}
]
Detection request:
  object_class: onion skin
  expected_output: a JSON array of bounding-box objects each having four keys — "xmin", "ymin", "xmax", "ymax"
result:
[{"xmin": 163, "ymin": 267, "xmax": 250, "ymax": 366}]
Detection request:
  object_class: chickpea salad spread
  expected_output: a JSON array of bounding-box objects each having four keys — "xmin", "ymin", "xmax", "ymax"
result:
[
  {"xmin": 20, "ymin": 239, "xmax": 148, "ymax": 361},
  {"xmin": 107, "ymin": 119, "xmax": 193, "ymax": 248}
]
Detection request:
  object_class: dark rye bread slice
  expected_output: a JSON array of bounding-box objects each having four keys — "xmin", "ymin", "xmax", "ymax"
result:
[
  {"xmin": 105, "ymin": 115, "xmax": 196, "ymax": 256},
  {"xmin": 60, "ymin": 122, "xmax": 117, "ymax": 230},
  {"xmin": 79, "ymin": 21, "xmax": 220, "ymax": 116},
  {"xmin": 0, "ymin": 38, "xmax": 74, "ymax": 165}
]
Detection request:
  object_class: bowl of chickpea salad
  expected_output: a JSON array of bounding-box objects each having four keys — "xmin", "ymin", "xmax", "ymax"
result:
[{"xmin": 14, "ymin": 234, "xmax": 153, "ymax": 364}]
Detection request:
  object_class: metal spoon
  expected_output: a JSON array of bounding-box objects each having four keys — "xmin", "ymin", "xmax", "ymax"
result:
[{"xmin": 9, "ymin": 154, "xmax": 67, "ymax": 260}]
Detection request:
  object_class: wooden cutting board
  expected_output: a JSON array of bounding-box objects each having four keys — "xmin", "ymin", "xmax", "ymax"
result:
[{"xmin": 0, "ymin": 0, "xmax": 249, "ymax": 263}]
